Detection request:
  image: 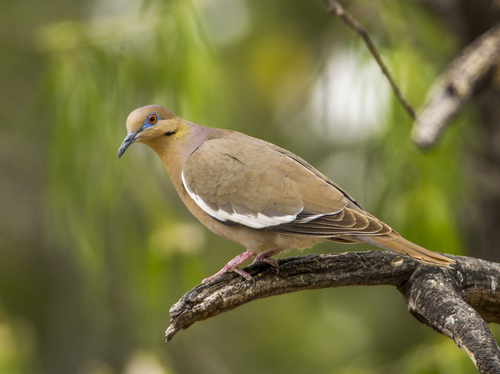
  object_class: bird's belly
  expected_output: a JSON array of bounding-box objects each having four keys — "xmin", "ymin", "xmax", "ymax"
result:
[{"xmin": 216, "ymin": 224, "xmax": 327, "ymax": 254}]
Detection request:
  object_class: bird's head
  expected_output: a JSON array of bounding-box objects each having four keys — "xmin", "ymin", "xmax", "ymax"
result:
[{"xmin": 118, "ymin": 105, "xmax": 187, "ymax": 158}]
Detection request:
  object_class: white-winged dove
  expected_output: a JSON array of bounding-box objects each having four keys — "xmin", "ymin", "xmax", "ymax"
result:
[{"xmin": 119, "ymin": 105, "xmax": 454, "ymax": 282}]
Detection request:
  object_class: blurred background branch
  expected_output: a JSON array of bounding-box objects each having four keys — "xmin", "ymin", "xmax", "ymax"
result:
[{"xmin": 412, "ymin": 23, "xmax": 500, "ymax": 148}]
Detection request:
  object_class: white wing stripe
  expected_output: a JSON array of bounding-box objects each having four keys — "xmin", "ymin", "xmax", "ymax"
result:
[{"xmin": 182, "ymin": 171, "xmax": 298, "ymax": 229}]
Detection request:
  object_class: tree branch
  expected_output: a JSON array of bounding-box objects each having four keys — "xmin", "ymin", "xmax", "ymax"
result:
[
  {"xmin": 411, "ymin": 23, "xmax": 500, "ymax": 148},
  {"xmin": 399, "ymin": 265, "xmax": 500, "ymax": 372},
  {"xmin": 166, "ymin": 251, "xmax": 500, "ymax": 373},
  {"xmin": 325, "ymin": 0, "xmax": 416, "ymax": 119}
]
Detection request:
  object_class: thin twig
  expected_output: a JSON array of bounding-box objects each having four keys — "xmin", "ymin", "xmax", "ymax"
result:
[{"xmin": 325, "ymin": 0, "xmax": 416, "ymax": 119}]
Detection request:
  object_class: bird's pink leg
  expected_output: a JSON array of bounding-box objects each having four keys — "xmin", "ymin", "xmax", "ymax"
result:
[
  {"xmin": 202, "ymin": 250, "xmax": 256, "ymax": 283},
  {"xmin": 251, "ymin": 250, "xmax": 281, "ymax": 274}
]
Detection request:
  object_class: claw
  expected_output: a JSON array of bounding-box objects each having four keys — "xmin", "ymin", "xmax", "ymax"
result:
[
  {"xmin": 251, "ymin": 250, "xmax": 281, "ymax": 274},
  {"xmin": 202, "ymin": 250, "xmax": 256, "ymax": 283},
  {"xmin": 202, "ymin": 267, "xmax": 254, "ymax": 283}
]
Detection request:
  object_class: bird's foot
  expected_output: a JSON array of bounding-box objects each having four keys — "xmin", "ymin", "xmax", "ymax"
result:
[
  {"xmin": 202, "ymin": 250, "xmax": 256, "ymax": 283},
  {"xmin": 202, "ymin": 267, "xmax": 253, "ymax": 283},
  {"xmin": 251, "ymin": 250, "xmax": 281, "ymax": 274}
]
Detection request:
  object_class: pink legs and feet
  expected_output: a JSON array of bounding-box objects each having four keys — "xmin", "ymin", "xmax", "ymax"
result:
[
  {"xmin": 250, "ymin": 250, "xmax": 281, "ymax": 274},
  {"xmin": 202, "ymin": 250, "xmax": 256, "ymax": 283},
  {"xmin": 202, "ymin": 249, "xmax": 282, "ymax": 283}
]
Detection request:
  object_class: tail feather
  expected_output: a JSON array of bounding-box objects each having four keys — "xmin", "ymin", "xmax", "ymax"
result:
[{"xmin": 356, "ymin": 234, "xmax": 454, "ymax": 268}]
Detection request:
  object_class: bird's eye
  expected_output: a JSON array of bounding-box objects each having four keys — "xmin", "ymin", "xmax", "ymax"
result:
[{"xmin": 148, "ymin": 114, "xmax": 158, "ymax": 124}]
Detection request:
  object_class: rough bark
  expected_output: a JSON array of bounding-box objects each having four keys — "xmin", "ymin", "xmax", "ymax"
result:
[{"xmin": 166, "ymin": 251, "xmax": 500, "ymax": 373}]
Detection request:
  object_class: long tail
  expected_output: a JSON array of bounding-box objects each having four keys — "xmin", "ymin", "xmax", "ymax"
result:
[{"xmin": 355, "ymin": 233, "xmax": 455, "ymax": 268}]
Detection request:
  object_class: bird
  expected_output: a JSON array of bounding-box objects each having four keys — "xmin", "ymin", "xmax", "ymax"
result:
[{"xmin": 119, "ymin": 105, "xmax": 454, "ymax": 283}]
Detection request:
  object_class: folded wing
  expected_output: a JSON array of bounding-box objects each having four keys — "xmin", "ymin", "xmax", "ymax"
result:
[{"xmin": 182, "ymin": 133, "xmax": 388, "ymax": 237}]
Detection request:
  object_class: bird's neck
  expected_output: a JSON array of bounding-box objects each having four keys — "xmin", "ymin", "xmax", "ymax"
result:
[{"xmin": 150, "ymin": 122, "xmax": 221, "ymax": 184}]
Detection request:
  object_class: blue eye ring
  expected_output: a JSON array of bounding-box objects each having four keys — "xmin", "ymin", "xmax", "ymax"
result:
[
  {"xmin": 147, "ymin": 113, "xmax": 158, "ymax": 124},
  {"xmin": 142, "ymin": 112, "xmax": 159, "ymax": 130}
]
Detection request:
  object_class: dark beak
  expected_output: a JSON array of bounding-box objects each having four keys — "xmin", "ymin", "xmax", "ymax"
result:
[{"xmin": 118, "ymin": 132, "xmax": 139, "ymax": 158}]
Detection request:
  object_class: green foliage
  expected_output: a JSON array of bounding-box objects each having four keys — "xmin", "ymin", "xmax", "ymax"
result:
[
  {"xmin": 0, "ymin": 0, "xmax": 479, "ymax": 372},
  {"xmin": 370, "ymin": 37, "xmax": 466, "ymax": 256},
  {"xmin": 41, "ymin": 0, "xmax": 228, "ymax": 353}
]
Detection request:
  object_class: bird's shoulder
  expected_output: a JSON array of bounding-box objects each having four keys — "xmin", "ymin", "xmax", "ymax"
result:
[
  {"xmin": 184, "ymin": 130, "xmax": 321, "ymax": 186},
  {"xmin": 197, "ymin": 130, "xmax": 361, "ymax": 209},
  {"xmin": 197, "ymin": 130, "xmax": 288, "ymax": 165}
]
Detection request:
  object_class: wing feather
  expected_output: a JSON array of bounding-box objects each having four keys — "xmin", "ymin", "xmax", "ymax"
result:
[{"xmin": 182, "ymin": 132, "xmax": 390, "ymax": 237}]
